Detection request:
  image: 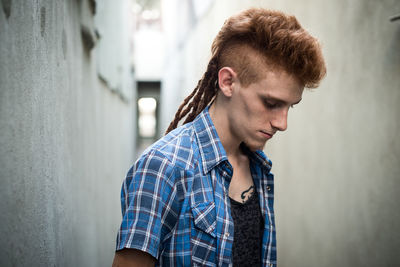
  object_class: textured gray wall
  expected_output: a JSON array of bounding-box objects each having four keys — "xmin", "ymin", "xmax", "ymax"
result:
[
  {"xmin": 162, "ymin": 0, "xmax": 400, "ymax": 266},
  {"xmin": 0, "ymin": 1, "xmax": 134, "ymax": 266}
]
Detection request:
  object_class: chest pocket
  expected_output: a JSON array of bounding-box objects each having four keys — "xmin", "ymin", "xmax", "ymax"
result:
[
  {"xmin": 191, "ymin": 201, "xmax": 217, "ymax": 237},
  {"xmin": 191, "ymin": 201, "xmax": 217, "ymax": 266}
]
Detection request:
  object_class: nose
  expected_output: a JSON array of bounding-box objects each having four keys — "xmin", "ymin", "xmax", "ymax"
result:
[{"xmin": 271, "ymin": 109, "xmax": 288, "ymax": 131}]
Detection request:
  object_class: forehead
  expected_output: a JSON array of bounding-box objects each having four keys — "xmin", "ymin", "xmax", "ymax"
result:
[{"xmin": 251, "ymin": 69, "xmax": 304, "ymax": 102}]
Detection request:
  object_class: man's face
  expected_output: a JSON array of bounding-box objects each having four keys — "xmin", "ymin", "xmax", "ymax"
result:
[{"xmin": 227, "ymin": 69, "xmax": 304, "ymax": 151}]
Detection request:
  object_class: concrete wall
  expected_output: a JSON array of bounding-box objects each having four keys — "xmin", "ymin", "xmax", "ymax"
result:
[
  {"xmin": 0, "ymin": 1, "xmax": 135, "ymax": 266},
  {"xmin": 162, "ymin": 0, "xmax": 400, "ymax": 266}
]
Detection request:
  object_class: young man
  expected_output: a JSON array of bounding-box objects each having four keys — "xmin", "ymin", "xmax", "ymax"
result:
[{"xmin": 113, "ymin": 8, "xmax": 326, "ymax": 267}]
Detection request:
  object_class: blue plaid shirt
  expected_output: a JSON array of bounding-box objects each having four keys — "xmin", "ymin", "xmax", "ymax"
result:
[{"xmin": 116, "ymin": 107, "xmax": 276, "ymax": 267}]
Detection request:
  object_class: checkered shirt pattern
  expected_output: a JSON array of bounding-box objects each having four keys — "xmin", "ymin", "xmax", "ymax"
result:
[{"xmin": 116, "ymin": 107, "xmax": 277, "ymax": 267}]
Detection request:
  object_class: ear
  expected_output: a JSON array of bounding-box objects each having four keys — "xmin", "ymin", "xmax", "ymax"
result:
[{"xmin": 218, "ymin": 67, "xmax": 237, "ymax": 97}]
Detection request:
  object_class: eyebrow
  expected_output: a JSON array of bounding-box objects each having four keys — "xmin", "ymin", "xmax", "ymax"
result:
[{"xmin": 261, "ymin": 95, "xmax": 302, "ymax": 106}]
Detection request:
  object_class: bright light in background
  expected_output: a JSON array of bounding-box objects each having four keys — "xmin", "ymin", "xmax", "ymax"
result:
[
  {"xmin": 192, "ymin": 0, "xmax": 214, "ymax": 18},
  {"xmin": 133, "ymin": 0, "xmax": 163, "ymax": 80},
  {"xmin": 131, "ymin": 3, "xmax": 142, "ymax": 14},
  {"xmin": 138, "ymin": 97, "xmax": 157, "ymax": 137},
  {"xmin": 138, "ymin": 97, "xmax": 156, "ymax": 113},
  {"xmin": 142, "ymin": 9, "xmax": 160, "ymax": 20}
]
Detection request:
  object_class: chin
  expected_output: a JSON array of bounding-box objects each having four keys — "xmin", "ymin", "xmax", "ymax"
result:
[{"xmin": 244, "ymin": 141, "xmax": 266, "ymax": 152}]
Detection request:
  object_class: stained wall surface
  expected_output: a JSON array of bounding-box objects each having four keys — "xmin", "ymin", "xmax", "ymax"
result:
[
  {"xmin": 0, "ymin": 1, "xmax": 135, "ymax": 266},
  {"xmin": 161, "ymin": 0, "xmax": 400, "ymax": 266}
]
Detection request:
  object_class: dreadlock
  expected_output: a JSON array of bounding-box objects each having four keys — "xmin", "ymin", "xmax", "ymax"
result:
[
  {"xmin": 165, "ymin": 8, "xmax": 326, "ymax": 134},
  {"xmin": 165, "ymin": 57, "xmax": 219, "ymax": 134}
]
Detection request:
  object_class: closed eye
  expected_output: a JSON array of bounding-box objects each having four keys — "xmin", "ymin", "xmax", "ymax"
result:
[
  {"xmin": 262, "ymin": 96, "xmax": 302, "ymax": 109},
  {"xmin": 266, "ymin": 101, "xmax": 278, "ymax": 109},
  {"xmin": 265, "ymin": 100, "xmax": 286, "ymax": 109}
]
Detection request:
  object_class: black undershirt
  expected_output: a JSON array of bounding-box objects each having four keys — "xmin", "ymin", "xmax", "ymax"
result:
[{"xmin": 230, "ymin": 191, "xmax": 264, "ymax": 266}]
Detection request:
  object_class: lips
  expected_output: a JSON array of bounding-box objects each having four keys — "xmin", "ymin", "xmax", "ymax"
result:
[{"xmin": 260, "ymin": 130, "xmax": 274, "ymax": 139}]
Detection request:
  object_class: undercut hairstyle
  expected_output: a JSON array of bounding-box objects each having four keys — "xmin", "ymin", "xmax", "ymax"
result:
[{"xmin": 165, "ymin": 8, "xmax": 326, "ymax": 134}]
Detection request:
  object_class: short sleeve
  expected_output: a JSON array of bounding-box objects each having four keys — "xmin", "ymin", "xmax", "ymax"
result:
[{"xmin": 115, "ymin": 149, "xmax": 179, "ymax": 259}]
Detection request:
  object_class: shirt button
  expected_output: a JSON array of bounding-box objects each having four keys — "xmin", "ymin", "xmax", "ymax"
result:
[
  {"xmin": 267, "ymin": 186, "xmax": 271, "ymax": 191},
  {"xmin": 268, "ymin": 264, "xmax": 273, "ymax": 267},
  {"xmin": 224, "ymin": 232, "xmax": 230, "ymax": 237}
]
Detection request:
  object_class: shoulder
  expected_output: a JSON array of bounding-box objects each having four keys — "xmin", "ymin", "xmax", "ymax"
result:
[
  {"xmin": 139, "ymin": 123, "xmax": 200, "ymax": 171},
  {"xmin": 127, "ymin": 122, "xmax": 201, "ymax": 188}
]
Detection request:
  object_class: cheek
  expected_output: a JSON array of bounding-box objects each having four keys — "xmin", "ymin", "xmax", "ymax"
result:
[
  {"xmin": 246, "ymin": 104, "xmax": 268, "ymax": 125},
  {"xmin": 241, "ymin": 99, "xmax": 251, "ymax": 117},
  {"xmin": 241, "ymin": 97, "xmax": 259, "ymax": 118},
  {"xmin": 231, "ymin": 93, "xmax": 266, "ymax": 130}
]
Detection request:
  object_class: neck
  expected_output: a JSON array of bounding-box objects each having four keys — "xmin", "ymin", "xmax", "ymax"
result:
[{"xmin": 209, "ymin": 101, "xmax": 243, "ymax": 159}]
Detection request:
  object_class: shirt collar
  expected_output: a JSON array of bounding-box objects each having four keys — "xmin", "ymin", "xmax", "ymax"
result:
[
  {"xmin": 193, "ymin": 107, "xmax": 272, "ymax": 174},
  {"xmin": 240, "ymin": 143, "xmax": 273, "ymax": 172},
  {"xmin": 193, "ymin": 107, "xmax": 228, "ymax": 175}
]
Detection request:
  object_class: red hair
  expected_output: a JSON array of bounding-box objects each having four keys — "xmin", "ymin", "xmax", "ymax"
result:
[{"xmin": 166, "ymin": 8, "xmax": 326, "ymax": 134}]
